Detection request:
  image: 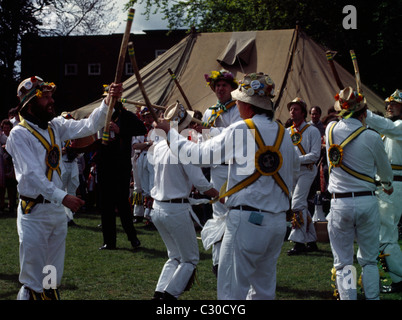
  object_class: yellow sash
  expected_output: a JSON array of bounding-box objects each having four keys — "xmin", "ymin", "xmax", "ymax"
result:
[
  {"xmin": 328, "ymin": 122, "xmax": 375, "ymax": 184},
  {"xmin": 215, "ymin": 119, "xmax": 289, "ymax": 202},
  {"xmin": 19, "ymin": 119, "xmax": 61, "ymax": 214},
  {"xmin": 206, "ymin": 100, "xmax": 237, "ymax": 126}
]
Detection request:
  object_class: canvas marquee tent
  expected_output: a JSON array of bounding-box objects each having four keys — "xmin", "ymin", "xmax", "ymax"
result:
[{"xmin": 72, "ymin": 28, "xmax": 386, "ymax": 124}]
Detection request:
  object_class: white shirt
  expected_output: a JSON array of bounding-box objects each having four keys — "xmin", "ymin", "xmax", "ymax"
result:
[
  {"xmin": 6, "ymin": 100, "xmax": 108, "ymax": 205},
  {"xmin": 168, "ymin": 114, "xmax": 299, "ymax": 213},
  {"xmin": 325, "ymin": 117, "xmax": 393, "ymax": 193},
  {"xmin": 287, "ymin": 121, "xmax": 321, "ymax": 165},
  {"xmin": 366, "ymin": 110, "xmax": 402, "ymax": 171},
  {"xmin": 150, "ymin": 139, "xmax": 213, "ymax": 201}
]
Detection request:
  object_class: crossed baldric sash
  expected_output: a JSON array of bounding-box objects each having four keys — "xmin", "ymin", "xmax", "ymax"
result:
[
  {"xmin": 327, "ymin": 122, "xmax": 375, "ymax": 184},
  {"xmin": 19, "ymin": 119, "xmax": 61, "ymax": 213},
  {"xmin": 213, "ymin": 119, "xmax": 290, "ymax": 203},
  {"xmin": 290, "ymin": 123, "xmax": 310, "ymax": 155}
]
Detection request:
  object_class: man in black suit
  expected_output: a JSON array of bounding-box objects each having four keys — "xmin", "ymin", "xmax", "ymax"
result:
[{"xmin": 97, "ymin": 102, "xmax": 147, "ymax": 250}]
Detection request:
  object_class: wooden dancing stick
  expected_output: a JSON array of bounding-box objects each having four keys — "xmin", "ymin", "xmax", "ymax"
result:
[
  {"xmin": 102, "ymin": 8, "xmax": 135, "ymax": 145},
  {"xmin": 120, "ymin": 98, "xmax": 166, "ymax": 110},
  {"xmin": 168, "ymin": 68, "xmax": 193, "ymax": 111},
  {"xmin": 326, "ymin": 50, "xmax": 344, "ymax": 90},
  {"xmin": 350, "ymin": 50, "xmax": 362, "ymax": 94},
  {"xmin": 128, "ymin": 42, "xmax": 159, "ymax": 123}
]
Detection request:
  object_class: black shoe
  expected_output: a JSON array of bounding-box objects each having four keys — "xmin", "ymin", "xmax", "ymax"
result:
[
  {"xmin": 99, "ymin": 244, "xmax": 116, "ymax": 250},
  {"xmin": 152, "ymin": 291, "xmax": 164, "ymax": 300},
  {"xmin": 43, "ymin": 288, "xmax": 61, "ymax": 300},
  {"xmin": 144, "ymin": 220, "xmax": 157, "ymax": 230},
  {"xmin": 306, "ymin": 242, "xmax": 319, "ymax": 252},
  {"xmin": 381, "ymin": 281, "xmax": 402, "ymax": 293},
  {"xmin": 287, "ymin": 243, "xmax": 306, "ymax": 256},
  {"xmin": 133, "ymin": 217, "xmax": 143, "ymax": 223},
  {"xmin": 131, "ymin": 238, "xmax": 141, "ymax": 249},
  {"xmin": 162, "ymin": 291, "xmax": 177, "ymax": 300},
  {"xmin": 68, "ymin": 220, "xmax": 78, "ymax": 227}
]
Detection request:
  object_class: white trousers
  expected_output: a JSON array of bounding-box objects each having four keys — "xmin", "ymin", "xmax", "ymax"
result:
[
  {"xmin": 17, "ymin": 202, "xmax": 67, "ymax": 295},
  {"xmin": 327, "ymin": 195, "xmax": 380, "ymax": 300},
  {"xmin": 378, "ymin": 181, "xmax": 402, "ymax": 283},
  {"xmin": 217, "ymin": 208, "xmax": 286, "ymax": 300},
  {"xmin": 288, "ymin": 166, "xmax": 317, "ymax": 243},
  {"xmin": 151, "ymin": 201, "xmax": 199, "ymax": 298},
  {"xmin": 208, "ymin": 165, "xmax": 229, "ymax": 265}
]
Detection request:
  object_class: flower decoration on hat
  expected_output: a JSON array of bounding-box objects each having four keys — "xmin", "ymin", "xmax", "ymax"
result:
[
  {"xmin": 204, "ymin": 69, "xmax": 238, "ymax": 90},
  {"xmin": 17, "ymin": 76, "xmax": 56, "ymax": 108},
  {"xmin": 334, "ymin": 91, "xmax": 363, "ymax": 110},
  {"xmin": 238, "ymin": 73, "xmax": 275, "ymax": 98},
  {"xmin": 334, "ymin": 87, "xmax": 365, "ymax": 119}
]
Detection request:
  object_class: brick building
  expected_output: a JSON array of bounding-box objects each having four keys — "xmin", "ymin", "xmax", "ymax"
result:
[{"xmin": 20, "ymin": 30, "xmax": 187, "ymax": 113}]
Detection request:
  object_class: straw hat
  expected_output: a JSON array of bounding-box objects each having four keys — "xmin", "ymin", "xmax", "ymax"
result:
[
  {"xmin": 231, "ymin": 72, "xmax": 275, "ymax": 110},
  {"xmin": 386, "ymin": 89, "xmax": 402, "ymax": 105},
  {"xmin": 17, "ymin": 76, "xmax": 56, "ymax": 111},
  {"xmin": 334, "ymin": 87, "xmax": 366, "ymax": 117},
  {"xmin": 204, "ymin": 69, "xmax": 238, "ymax": 91},
  {"xmin": 164, "ymin": 102, "xmax": 194, "ymax": 131},
  {"xmin": 287, "ymin": 97, "xmax": 308, "ymax": 117}
]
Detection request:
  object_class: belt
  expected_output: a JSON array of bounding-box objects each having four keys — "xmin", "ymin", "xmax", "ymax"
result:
[
  {"xmin": 20, "ymin": 195, "xmax": 51, "ymax": 204},
  {"xmin": 331, "ymin": 191, "xmax": 374, "ymax": 199},
  {"xmin": 394, "ymin": 175, "xmax": 402, "ymax": 181},
  {"xmin": 230, "ymin": 205, "xmax": 269, "ymax": 213},
  {"xmin": 159, "ymin": 198, "xmax": 189, "ymax": 203}
]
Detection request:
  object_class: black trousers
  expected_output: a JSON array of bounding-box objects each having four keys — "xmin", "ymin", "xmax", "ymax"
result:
[{"xmin": 98, "ymin": 169, "xmax": 138, "ymax": 246}]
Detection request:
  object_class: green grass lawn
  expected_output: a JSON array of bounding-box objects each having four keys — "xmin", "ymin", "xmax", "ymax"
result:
[{"xmin": 0, "ymin": 210, "xmax": 401, "ymax": 301}]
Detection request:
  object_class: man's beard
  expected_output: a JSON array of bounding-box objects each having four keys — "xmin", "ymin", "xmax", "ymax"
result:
[{"xmin": 31, "ymin": 102, "xmax": 56, "ymax": 122}]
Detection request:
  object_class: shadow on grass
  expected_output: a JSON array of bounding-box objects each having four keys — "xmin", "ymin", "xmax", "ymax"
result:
[
  {"xmin": 0, "ymin": 273, "xmax": 20, "ymax": 299},
  {"xmin": 276, "ymin": 285, "xmax": 334, "ymax": 300}
]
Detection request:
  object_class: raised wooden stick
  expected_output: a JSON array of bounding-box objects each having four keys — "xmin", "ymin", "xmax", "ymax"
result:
[
  {"xmin": 168, "ymin": 68, "xmax": 193, "ymax": 111},
  {"xmin": 350, "ymin": 50, "xmax": 362, "ymax": 94},
  {"xmin": 121, "ymin": 98, "xmax": 166, "ymax": 110},
  {"xmin": 326, "ymin": 50, "xmax": 344, "ymax": 90},
  {"xmin": 128, "ymin": 42, "xmax": 159, "ymax": 123},
  {"xmin": 102, "ymin": 8, "xmax": 135, "ymax": 145}
]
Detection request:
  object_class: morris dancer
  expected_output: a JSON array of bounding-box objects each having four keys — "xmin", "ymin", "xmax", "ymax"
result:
[
  {"xmin": 156, "ymin": 72, "xmax": 299, "ymax": 300},
  {"xmin": 201, "ymin": 69, "xmax": 241, "ymax": 277},
  {"xmin": 286, "ymin": 97, "xmax": 321, "ymax": 255},
  {"xmin": 325, "ymin": 87, "xmax": 393, "ymax": 300},
  {"xmin": 151, "ymin": 102, "xmax": 219, "ymax": 300},
  {"xmin": 7, "ymin": 76, "xmax": 123, "ymax": 300},
  {"xmin": 365, "ymin": 89, "xmax": 402, "ymax": 293}
]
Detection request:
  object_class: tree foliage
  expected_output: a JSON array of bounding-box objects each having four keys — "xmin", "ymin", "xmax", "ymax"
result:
[
  {"xmin": 38, "ymin": 0, "xmax": 118, "ymax": 36},
  {"xmin": 0, "ymin": 0, "xmax": 119, "ymax": 118},
  {"xmin": 0, "ymin": 0, "xmax": 43, "ymax": 114},
  {"xmin": 126, "ymin": 0, "xmax": 402, "ymax": 97}
]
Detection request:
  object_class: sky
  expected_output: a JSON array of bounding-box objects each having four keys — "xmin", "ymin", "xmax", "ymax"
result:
[{"xmin": 113, "ymin": 1, "xmax": 169, "ymax": 34}]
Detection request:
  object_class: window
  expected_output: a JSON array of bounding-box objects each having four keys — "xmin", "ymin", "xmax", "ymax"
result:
[
  {"xmin": 65, "ymin": 64, "xmax": 78, "ymax": 76},
  {"xmin": 125, "ymin": 62, "xmax": 134, "ymax": 76},
  {"xmin": 88, "ymin": 63, "xmax": 101, "ymax": 76}
]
